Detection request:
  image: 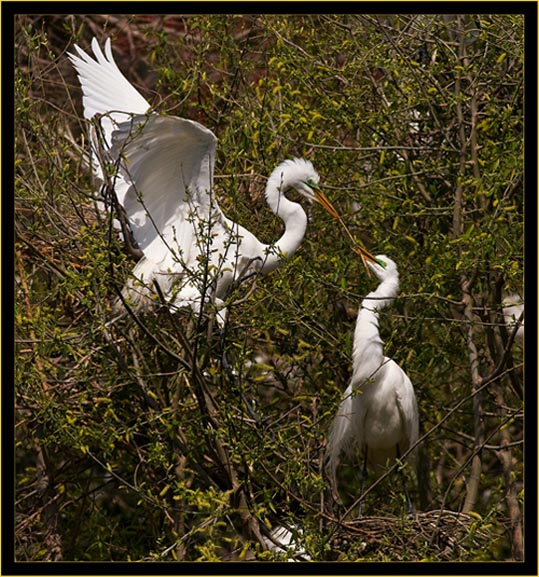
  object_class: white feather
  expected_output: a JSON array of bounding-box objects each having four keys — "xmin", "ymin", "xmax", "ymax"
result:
[
  {"xmin": 69, "ymin": 38, "xmax": 329, "ymax": 324},
  {"xmin": 263, "ymin": 525, "xmax": 310, "ymax": 561},
  {"xmin": 502, "ymin": 293, "xmax": 524, "ymax": 343},
  {"xmin": 326, "ymin": 256, "xmax": 419, "ymax": 494}
]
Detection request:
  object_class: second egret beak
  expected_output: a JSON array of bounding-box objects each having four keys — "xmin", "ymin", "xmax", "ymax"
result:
[{"xmin": 312, "ymin": 188, "xmax": 379, "ymax": 273}]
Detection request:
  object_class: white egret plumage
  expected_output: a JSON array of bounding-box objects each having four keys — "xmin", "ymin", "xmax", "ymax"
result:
[
  {"xmin": 262, "ymin": 524, "xmax": 310, "ymax": 562},
  {"xmin": 326, "ymin": 255, "xmax": 419, "ymax": 513},
  {"xmin": 69, "ymin": 38, "xmax": 376, "ymax": 324},
  {"xmin": 502, "ymin": 293, "xmax": 524, "ymax": 344}
]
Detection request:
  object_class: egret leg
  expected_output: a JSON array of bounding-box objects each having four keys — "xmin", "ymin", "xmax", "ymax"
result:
[
  {"xmin": 218, "ymin": 312, "xmax": 262, "ymax": 425},
  {"xmin": 357, "ymin": 450, "xmax": 368, "ymax": 518},
  {"xmin": 396, "ymin": 444, "xmax": 415, "ymax": 516},
  {"xmin": 220, "ymin": 343, "xmax": 262, "ymax": 424}
]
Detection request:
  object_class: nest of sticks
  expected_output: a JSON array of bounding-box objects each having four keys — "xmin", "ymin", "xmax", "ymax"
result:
[{"xmin": 325, "ymin": 509, "xmax": 493, "ymax": 561}]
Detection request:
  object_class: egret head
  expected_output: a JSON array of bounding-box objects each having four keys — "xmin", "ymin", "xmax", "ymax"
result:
[
  {"xmin": 267, "ymin": 159, "xmax": 379, "ymax": 270},
  {"xmin": 298, "ymin": 178, "xmax": 341, "ymax": 219},
  {"xmin": 367, "ymin": 254, "xmax": 398, "ymax": 280},
  {"xmin": 268, "ymin": 158, "xmax": 341, "ymax": 219}
]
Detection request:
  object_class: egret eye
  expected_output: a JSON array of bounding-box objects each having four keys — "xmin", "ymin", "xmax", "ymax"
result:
[{"xmin": 303, "ymin": 178, "xmax": 319, "ymax": 189}]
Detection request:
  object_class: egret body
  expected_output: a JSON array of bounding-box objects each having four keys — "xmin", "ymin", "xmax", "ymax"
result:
[{"xmin": 326, "ymin": 255, "xmax": 419, "ymax": 510}]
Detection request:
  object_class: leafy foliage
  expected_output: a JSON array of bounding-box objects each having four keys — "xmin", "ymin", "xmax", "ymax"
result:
[{"xmin": 14, "ymin": 14, "xmax": 525, "ymax": 562}]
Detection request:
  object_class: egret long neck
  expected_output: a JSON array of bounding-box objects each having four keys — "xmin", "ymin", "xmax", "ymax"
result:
[
  {"xmin": 259, "ymin": 184, "xmax": 308, "ymax": 273},
  {"xmin": 352, "ymin": 276, "xmax": 399, "ymax": 384}
]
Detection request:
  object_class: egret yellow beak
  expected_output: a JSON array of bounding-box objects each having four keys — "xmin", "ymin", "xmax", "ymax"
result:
[
  {"xmin": 313, "ymin": 189, "xmax": 378, "ymax": 272},
  {"xmin": 313, "ymin": 189, "xmax": 341, "ymax": 219}
]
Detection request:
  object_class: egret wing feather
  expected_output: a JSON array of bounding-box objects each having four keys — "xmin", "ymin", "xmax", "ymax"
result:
[
  {"xmin": 68, "ymin": 37, "xmax": 151, "ymax": 188},
  {"xmin": 395, "ymin": 369, "xmax": 419, "ymax": 457},
  {"xmin": 68, "ymin": 38, "xmax": 150, "ymax": 144},
  {"xmin": 326, "ymin": 382, "xmax": 355, "ymax": 487},
  {"xmin": 109, "ymin": 113, "xmax": 219, "ymax": 264}
]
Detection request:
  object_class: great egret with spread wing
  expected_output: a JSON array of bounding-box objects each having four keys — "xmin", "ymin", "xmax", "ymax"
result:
[
  {"xmin": 69, "ymin": 38, "xmax": 377, "ymax": 324},
  {"xmin": 326, "ymin": 255, "xmax": 419, "ymax": 514}
]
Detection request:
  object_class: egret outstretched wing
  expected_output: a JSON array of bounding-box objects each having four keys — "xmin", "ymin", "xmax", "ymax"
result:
[
  {"xmin": 109, "ymin": 113, "xmax": 220, "ymax": 265},
  {"xmin": 69, "ymin": 37, "xmax": 150, "ymax": 147}
]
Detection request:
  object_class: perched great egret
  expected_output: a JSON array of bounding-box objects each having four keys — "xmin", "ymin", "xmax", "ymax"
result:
[
  {"xmin": 325, "ymin": 255, "xmax": 419, "ymax": 513},
  {"xmin": 69, "ymin": 38, "xmax": 376, "ymax": 324}
]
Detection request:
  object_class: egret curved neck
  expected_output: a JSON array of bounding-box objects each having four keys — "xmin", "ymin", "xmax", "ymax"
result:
[{"xmin": 260, "ymin": 193, "xmax": 308, "ymax": 273}]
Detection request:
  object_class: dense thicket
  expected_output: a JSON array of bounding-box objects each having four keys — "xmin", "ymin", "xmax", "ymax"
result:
[{"xmin": 14, "ymin": 13, "xmax": 525, "ymax": 562}]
